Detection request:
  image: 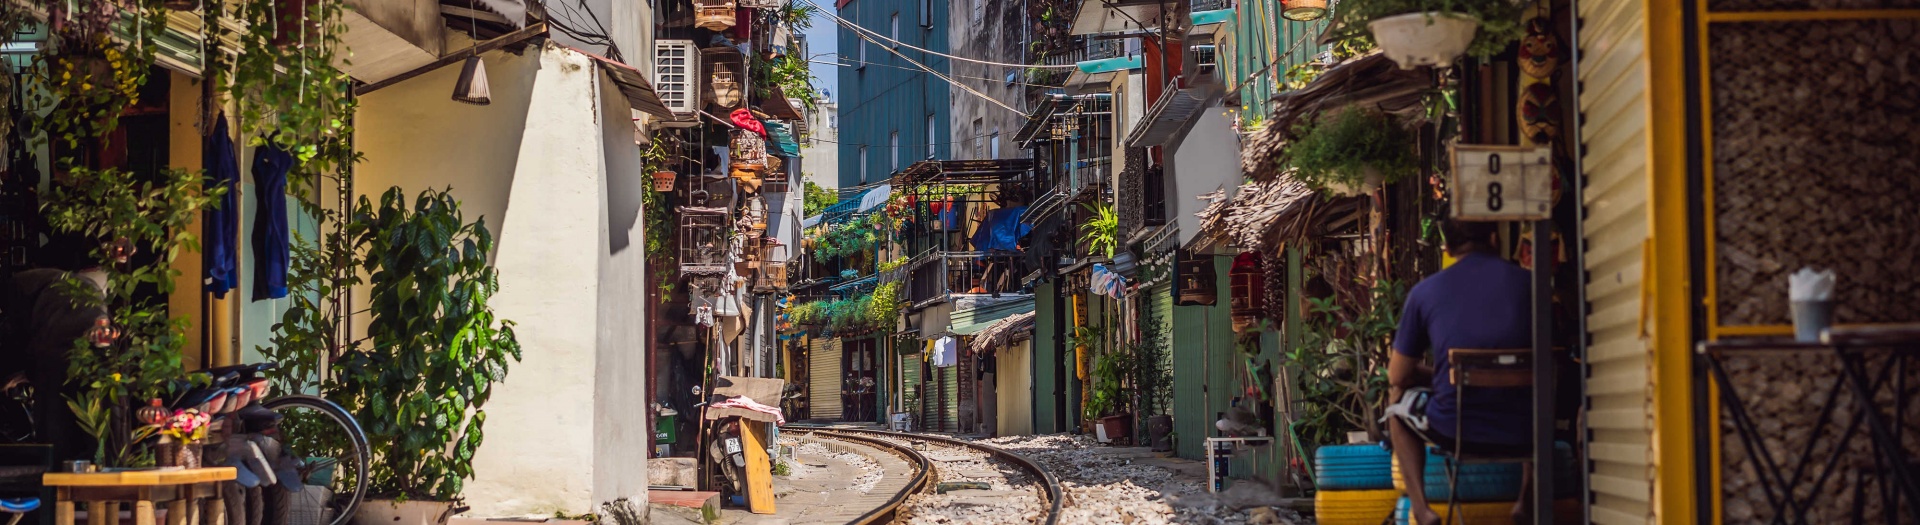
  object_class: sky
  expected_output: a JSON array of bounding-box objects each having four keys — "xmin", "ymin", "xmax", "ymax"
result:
[{"xmin": 802, "ymin": 8, "xmax": 840, "ymax": 104}]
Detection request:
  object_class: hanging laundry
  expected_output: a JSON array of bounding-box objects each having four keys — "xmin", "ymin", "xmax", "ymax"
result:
[
  {"xmin": 202, "ymin": 114, "xmax": 241, "ymax": 298},
  {"xmin": 250, "ymin": 141, "xmax": 295, "ymax": 301}
]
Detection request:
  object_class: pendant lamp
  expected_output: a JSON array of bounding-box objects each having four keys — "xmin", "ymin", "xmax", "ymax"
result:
[
  {"xmin": 453, "ymin": 55, "xmax": 492, "ymax": 105},
  {"xmin": 1282, "ymin": 0, "xmax": 1328, "ymax": 21}
]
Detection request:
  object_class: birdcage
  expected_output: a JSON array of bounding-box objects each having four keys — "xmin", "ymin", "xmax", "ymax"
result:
[
  {"xmin": 680, "ymin": 207, "xmax": 731, "ymax": 275},
  {"xmin": 1229, "ymin": 252, "xmax": 1264, "ymax": 333},
  {"xmin": 695, "ymin": 0, "xmax": 736, "ymax": 31},
  {"xmin": 1175, "ymin": 248, "xmax": 1217, "ymax": 306}
]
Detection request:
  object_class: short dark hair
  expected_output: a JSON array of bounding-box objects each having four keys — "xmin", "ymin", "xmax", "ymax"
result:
[{"xmin": 1441, "ymin": 218, "xmax": 1498, "ymax": 253}]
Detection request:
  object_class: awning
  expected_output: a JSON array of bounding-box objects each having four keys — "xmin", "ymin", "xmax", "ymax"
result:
[
  {"xmin": 819, "ymin": 184, "xmax": 892, "ymax": 216},
  {"xmin": 949, "ymin": 295, "xmax": 1036, "ymax": 336},
  {"xmin": 1126, "ymin": 83, "xmax": 1210, "ymax": 148},
  {"xmin": 766, "ymin": 122, "xmax": 802, "ymax": 157},
  {"xmin": 572, "ymin": 46, "xmax": 675, "ymax": 118},
  {"xmin": 1014, "ymin": 94, "xmax": 1069, "ymax": 146},
  {"xmin": 971, "ymin": 311, "xmax": 1037, "ymax": 353},
  {"xmin": 1190, "ymin": 8, "xmax": 1233, "ymax": 29},
  {"xmin": 1070, "ymin": 0, "xmax": 1177, "ymax": 36},
  {"xmin": 1065, "ymin": 56, "xmax": 1142, "ymax": 94}
]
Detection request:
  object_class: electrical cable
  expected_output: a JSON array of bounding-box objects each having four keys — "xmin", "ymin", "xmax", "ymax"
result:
[
  {"xmin": 803, "ymin": 131, "xmax": 1002, "ymax": 149},
  {"xmin": 796, "ymin": 0, "xmax": 1028, "ymax": 117},
  {"xmin": 809, "ymin": 59, "xmax": 1066, "ymax": 90},
  {"xmin": 800, "ymin": 0, "xmax": 1080, "ymax": 70}
]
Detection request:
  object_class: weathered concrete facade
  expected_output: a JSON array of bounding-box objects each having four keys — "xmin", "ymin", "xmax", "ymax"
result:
[
  {"xmin": 948, "ymin": 0, "xmax": 1027, "ymax": 161},
  {"xmin": 353, "ymin": 42, "xmax": 651, "ymax": 517}
]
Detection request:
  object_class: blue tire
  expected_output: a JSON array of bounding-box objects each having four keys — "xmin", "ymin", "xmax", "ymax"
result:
[{"xmin": 1315, "ymin": 444, "xmax": 1394, "ymax": 490}]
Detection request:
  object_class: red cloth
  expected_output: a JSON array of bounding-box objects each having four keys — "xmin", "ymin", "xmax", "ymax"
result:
[{"xmin": 730, "ymin": 108, "xmax": 767, "ymax": 137}]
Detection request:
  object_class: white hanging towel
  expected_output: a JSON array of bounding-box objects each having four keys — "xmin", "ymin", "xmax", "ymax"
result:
[{"xmin": 932, "ymin": 336, "xmax": 959, "ymax": 368}]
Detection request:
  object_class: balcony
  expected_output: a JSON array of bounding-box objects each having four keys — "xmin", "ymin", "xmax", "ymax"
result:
[
  {"xmin": 1193, "ymin": 0, "xmax": 1232, "ymax": 12},
  {"xmin": 1068, "ymin": 156, "xmax": 1112, "ymax": 201}
]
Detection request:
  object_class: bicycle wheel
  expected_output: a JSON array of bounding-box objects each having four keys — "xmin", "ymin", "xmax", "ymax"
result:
[{"xmin": 261, "ymin": 395, "xmax": 369, "ymax": 525}]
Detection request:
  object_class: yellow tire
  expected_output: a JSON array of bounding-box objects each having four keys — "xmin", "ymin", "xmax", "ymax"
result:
[
  {"xmin": 1315, "ymin": 489, "xmax": 1400, "ymax": 525},
  {"xmin": 1396, "ymin": 498, "xmax": 1586, "ymax": 524}
]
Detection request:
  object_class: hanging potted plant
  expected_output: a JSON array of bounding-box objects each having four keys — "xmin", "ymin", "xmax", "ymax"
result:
[
  {"xmin": 1285, "ymin": 107, "xmax": 1418, "ymax": 197},
  {"xmin": 652, "ymin": 170, "xmax": 678, "ymax": 192},
  {"xmin": 337, "ymin": 188, "xmax": 521, "ymax": 525},
  {"xmin": 1335, "ymin": 0, "xmax": 1526, "ymax": 69}
]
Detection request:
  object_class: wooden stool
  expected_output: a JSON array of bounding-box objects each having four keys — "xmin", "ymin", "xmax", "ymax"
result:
[{"xmin": 43, "ymin": 468, "xmax": 236, "ymax": 525}]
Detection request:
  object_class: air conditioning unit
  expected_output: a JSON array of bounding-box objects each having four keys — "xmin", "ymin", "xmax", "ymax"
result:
[{"xmin": 655, "ymin": 40, "xmax": 701, "ymax": 124}]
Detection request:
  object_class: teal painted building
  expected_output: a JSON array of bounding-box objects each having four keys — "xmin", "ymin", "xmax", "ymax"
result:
[{"xmin": 835, "ymin": 0, "xmax": 951, "ymax": 187}]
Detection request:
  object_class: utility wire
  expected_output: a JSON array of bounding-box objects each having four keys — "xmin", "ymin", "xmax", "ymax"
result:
[
  {"xmin": 802, "ymin": 2, "xmax": 1080, "ymax": 70},
  {"xmin": 803, "ymin": 132, "xmax": 1003, "ymax": 148},
  {"xmin": 797, "ymin": 0, "xmax": 1027, "ymax": 117},
  {"xmin": 810, "ymin": 59, "xmax": 1066, "ymax": 90}
]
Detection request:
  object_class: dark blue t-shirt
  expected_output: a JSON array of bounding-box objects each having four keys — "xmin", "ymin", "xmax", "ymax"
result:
[{"xmin": 1393, "ymin": 252, "xmax": 1533, "ymax": 445}]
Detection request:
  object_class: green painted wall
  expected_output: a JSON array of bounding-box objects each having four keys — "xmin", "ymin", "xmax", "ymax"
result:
[
  {"xmin": 1169, "ymin": 255, "xmax": 1286, "ymax": 488},
  {"xmin": 1032, "ymin": 282, "xmax": 1059, "ymax": 434}
]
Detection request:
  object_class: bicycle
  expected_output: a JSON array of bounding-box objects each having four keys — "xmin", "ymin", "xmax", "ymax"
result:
[{"xmin": 183, "ymin": 362, "xmax": 370, "ymax": 525}]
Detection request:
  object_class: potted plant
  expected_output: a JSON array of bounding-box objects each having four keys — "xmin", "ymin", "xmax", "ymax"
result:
[
  {"xmin": 1078, "ymin": 202, "xmax": 1117, "ymax": 259},
  {"xmin": 1285, "ymin": 107, "xmax": 1418, "ymax": 197},
  {"xmin": 335, "ymin": 188, "xmax": 522, "ymax": 525},
  {"xmin": 1334, "ymin": 0, "xmax": 1526, "ymax": 69}
]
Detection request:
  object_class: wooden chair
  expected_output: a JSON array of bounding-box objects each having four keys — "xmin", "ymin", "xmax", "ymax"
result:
[{"xmin": 1435, "ymin": 348, "xmax": 1539, "ymax": 524}]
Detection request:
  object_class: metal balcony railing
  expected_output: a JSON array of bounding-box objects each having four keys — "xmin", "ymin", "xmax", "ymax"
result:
[
  {"xmin": 1071, "ymin": 156, "xmax": 1112, "ymax": 198},
  {"xmin": 1193, "ymin": 0, "xmax": 1232, "ymax": 12}
]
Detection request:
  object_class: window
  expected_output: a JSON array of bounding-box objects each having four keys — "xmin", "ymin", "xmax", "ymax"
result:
[
  {"xmin": 971, "ymin": 0, "xmax": 984, "ymax": 24},
  {"xmin": 857, "ymin": 39, "xmax": 866, "ymax": 69},
  {"xmin": 971, "ymin": 118, "xmax": 984, "ymax": 159},
  {"xmin": 927, "ymin": 115, "xmax": 937, "ymax": 159},
  {"xmin": 990, "ymin": 129, "xmax": 1001, "ymax": 158},
  {"xmin": 860, "ymin": 146, "xmax": 869, "ymax": 183},
  {"xmin": 889, "ymin": 132, "xmax": 899, "ymax": 173},
  {"xmin": 890, "ymin": 14, "xmax": 899, "ymax": 47},
  {"xmin": 920, "ymin": 0, "xmax": 932, "ymax": 27}
]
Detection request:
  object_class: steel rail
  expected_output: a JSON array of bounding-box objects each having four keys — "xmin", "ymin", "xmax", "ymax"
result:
[
  {"xmin": 789, "ymin": 428, "xmax": 932, "ymax": 525},
  {"xmin": 808, "ymin": 427, "xmax": 1065, "ymax": 525}
]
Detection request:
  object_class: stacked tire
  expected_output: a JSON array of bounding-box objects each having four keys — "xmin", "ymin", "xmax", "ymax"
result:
[
  {"xmin": 1387, "ymin": 442, "xmax": 1582, "ymax": 524},
  {"xmin": 1312, "ymin": 445, "xmax": 1399, "ymax": 525}
]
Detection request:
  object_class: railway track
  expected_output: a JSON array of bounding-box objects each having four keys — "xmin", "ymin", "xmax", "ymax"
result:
[{"xmin": 791, "ymin": 427, "xmax": 1063, "ymax": 525}]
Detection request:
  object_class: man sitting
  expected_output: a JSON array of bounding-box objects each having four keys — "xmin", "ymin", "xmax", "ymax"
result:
[{"xmin": 1388, "ymin": 219, "xmax": 1535, "ymax": 525}]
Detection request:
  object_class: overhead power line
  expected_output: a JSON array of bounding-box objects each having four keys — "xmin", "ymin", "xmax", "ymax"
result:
[
  {"xmin": 797, "ymin": 0, "xmax": 1027, "ymax": 117},
  {"xmin": 810, "ymin": 59, "xmax": 1066, "ymax": 90},
  {"xmin": 806, "ymin": 3, "xmax": 1080, "ymax": 70}
]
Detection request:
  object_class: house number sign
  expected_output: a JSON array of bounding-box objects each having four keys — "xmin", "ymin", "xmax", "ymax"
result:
[{"xmin": 1451, "ymin": 145, "xmax": 1552, "ymax": 221}]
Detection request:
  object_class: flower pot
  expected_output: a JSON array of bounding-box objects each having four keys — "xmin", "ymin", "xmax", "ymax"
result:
[
  {"xmin": 354, "ymin": 499, "xmax": 456, "ymax": 525},
  {"xmin": 1281, "ymin": 0, "xmax": 1327, "ymax": 21},
  {"xmin": 652, "ymin": 171, "xmax": 677, "ymax": 192},
  {"xmin": 156, "ymin": 442, "xmax": 202, "ymax": 469},
  {"xmin": 1096, "ymin": 414, "xmax": 1133, "ymax": 444},
  {"xmin": 1323, "ymin": 167, "xmax": 1386, "ymax": 197},
  {"xmin": 1367, "ymin": 12, "xmax": 1480, "ymax": 70}
]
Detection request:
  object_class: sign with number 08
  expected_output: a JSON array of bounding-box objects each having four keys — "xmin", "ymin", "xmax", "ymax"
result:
[{"xmin": 1451, "ymin": 145, "xmax": 1553, "ymax": 221}]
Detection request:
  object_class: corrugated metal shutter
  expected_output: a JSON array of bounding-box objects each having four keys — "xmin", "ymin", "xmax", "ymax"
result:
[
  {"xmin": 808, "ymin": 337, "xmax": 844, "ymax": 420},
  {"xmin": 900, "ymin": 349, "xmax": 921, "ymax": 423},
  {"xmin": 940, "ymin": 364, "xmax": 959, "ymax": 432},
  {"xmin": 1578, "ymin": 0, "xmax": 1655, "ymax": 522}
]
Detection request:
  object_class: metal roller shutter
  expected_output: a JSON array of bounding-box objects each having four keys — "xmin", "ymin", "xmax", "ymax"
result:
[{"xmin": 808, "ymin": 337, "xmax": 843, "ymax": 420}]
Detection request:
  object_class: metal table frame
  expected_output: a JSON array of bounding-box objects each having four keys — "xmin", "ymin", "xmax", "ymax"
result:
[{"xmin": 1697, "ymin": 323, "xmax": 1920, "ymax": 524}]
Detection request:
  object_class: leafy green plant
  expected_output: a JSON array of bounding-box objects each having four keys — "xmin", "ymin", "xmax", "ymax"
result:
[
  {"xmin": 330, "ymin": 187, "xmax": 522, "ymax": 501},
  {"xmin": 1078, "ymin": 203, "xmax": 1117, "ymax": 258},
  {"xmin": 1331, "ymin": 0, "xmax": 1527, "ymax": 60},
  {"xmin": 1286, "ymin": 107, "xmax": 1418, "ymax": 195},
  {"xmin": 1283, "ymin": 278, "xmax": 1405, "ymax": 448},
  {"xmin": 641, "ymin": 133, "xmax": 679, "ymax": 295},
  {"xmin": 42, "ymin": 166, "xmax": 220, "ymax": 466},
  {"xmin": 803, "ymin": 179, "xmax": 840, "ymax": 217},
  {"xmin": 752, "ymin": 51, "xmax": 817, "ymax": 114}
]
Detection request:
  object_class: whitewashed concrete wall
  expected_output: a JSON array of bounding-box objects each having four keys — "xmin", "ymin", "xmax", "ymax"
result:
[{"xmin": 353, "ymin": 42, "xmax": 648, "ymax": 516}]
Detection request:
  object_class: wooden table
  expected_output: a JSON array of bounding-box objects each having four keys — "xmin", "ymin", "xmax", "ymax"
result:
[{"xmin": 43, "ymin": 468, "xmax": 236, "ymax": 525}]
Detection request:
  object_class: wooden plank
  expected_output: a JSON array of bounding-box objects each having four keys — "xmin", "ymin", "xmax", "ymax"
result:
[
  {"xmin": 741, "ymin": 421, "xmax": 776, "ymax": 515},
  {"xmin": 46, "ymin": 468, "xmax": 237, "ymax": 487}
]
